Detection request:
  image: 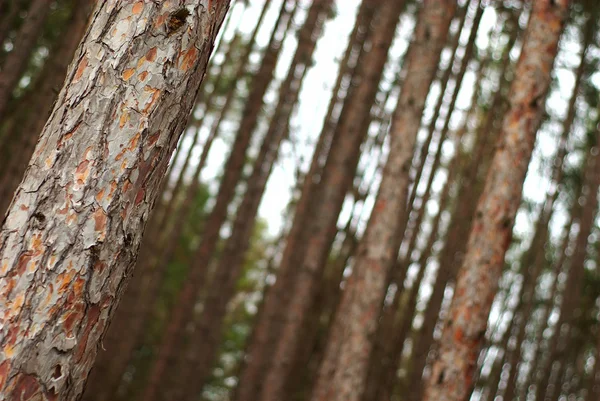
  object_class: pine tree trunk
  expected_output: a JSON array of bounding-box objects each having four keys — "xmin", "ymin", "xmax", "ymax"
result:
[
  {"xmin": 257, "ymin": 2, "xmax": 408, "ymax": 401},
  {"xmin": 140, "ymin": 3, "xmax": 296, "ymax": 401},
  {"xmin": 0, "ymin": 0, "xmax": 51, "ymax": 121},
  {"xmin": 233, "ymin": 1, "xmax": 382, "ymax": 399},
  {"xmin": 421, "ymin": 2, "xmax": 568, "ymax": 400},
  {"xmin": 0, "ymin": 1, "xmax": 230, "ymax": 399},
  {"xmin": 536, "ymin": 131, "xmax": 600, "ymax": 401},
  {"xmin": 308, "ymin": 2, "xmax": 454, "ymax": 401},
  {"xmin": 165, "ymin": 2, "xmax": 332, "ymax": 399},
  {"xmin": 501, "ymin": 22, "xmax": 591, "ymax": 400}
]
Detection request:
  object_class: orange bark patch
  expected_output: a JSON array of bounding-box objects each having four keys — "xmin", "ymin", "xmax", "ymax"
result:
[
  {"xmin": 122, "ymin": 68, "xmax": 135, "ymax": 81},
  {"xmin": 119, "ymin": 109, "xmax": 130, "ymax": 128},
  {"xmin": 138, "ymin": 71, "xmax": 149, "ymax": 81},
  {"xmin": 128, "ymin": 132, "xmax": 141, "ymax": 151},
  {"xmin": 132, "ymin": 1, "xmax": 144, "ymax": 14},
  {"xmin": 75, "ymin": 303, "xmax": 102, "ymax": 361},
  {"xmin": 74, "ymin": 57, "xmax": 88, "ymax": 82},
  {"xmin": 75, "ymin": 160, "xmax": 91, "ymax": 185},
  {"xmin": 93, "ymin": 209, "xmax": 108, "ymax": 241},
  {"xmin": 0, "ymin": 361, "xmax": 9, "ymax": 390},
  {"xmin": 142, "ymin": 86, "xmax": 161, "ymax": 113},
  {"xmin": 179, "ymin": 47, "xmax": 198, "ymax": 71},
  {"xmin": 96, "ymin": 188, "xmax": 105, "ymax": 203}
]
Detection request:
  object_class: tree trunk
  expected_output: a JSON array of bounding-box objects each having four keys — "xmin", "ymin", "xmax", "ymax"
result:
[
  {"xmin": 307, "ymin": 2, "xmax": 454, "ymax": 401},
  {"xmin": 0, "ymin": 0, "xmax": 51, "ymax": 121},
  {"xmin": 233, "ymin": 1, "xmax": 382, "ymax": 399},
  {"xmin": 81, "ymin": 22, "xmax": 241, "ymax": 399},
  {"xmin": 165, "ymin": 2, "xmax": 332, "ymax": 399},
  {"xmin": 140, "ymin": 3, "xmax": 296, "ymax": 401},
  {"xmin": 0, "ymin": 1, "xmax": 230, "ymax": 399},
  {"xmin": 501, "ymin": 21, "xmax": 591, "ymax": 400},
  {"xmin": 421, "ymin": 2, "xmax": 568, "ymax": 400}
]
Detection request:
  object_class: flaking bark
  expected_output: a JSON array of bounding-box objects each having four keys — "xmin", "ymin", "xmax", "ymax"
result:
[{"xmin": 0, "ymin": 1, "xmax": 230, "ymax": 399}]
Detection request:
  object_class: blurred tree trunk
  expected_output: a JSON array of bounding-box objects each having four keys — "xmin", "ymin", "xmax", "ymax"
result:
[
  {"xmin": 0, "ymin": 0, "xmax": 94, "ymax": 218},
  {"xmin": 233, "ymin": 1, "xmax": 382, "ymax": 400},
  {"xmin": 307, "ymin": 2, "xmax": 455, "ymax": 401},
  {"xmin": 0, "ymin": 0, "xmax": 51, "ymax": 121},
  {"xmin": 140, "ymin": 3, "xmax": 296, "ymax": 401},
  {"xmin": 501, "ymin": 20, "xmax": 592, "ymax": 400},
  {"xmin": 164, "ymin": 2, "xmax": 332, "ymax": 399},
  {"xmin": 0, "ymin": 1, "xmax": 230, "ymax": 399},
  {"xmin": 421, "ymin": 2, "xmax": 568, "ymax": 400},
  {"xmin": 257, "ymin": 2, "xmax": 409, "ymax": 401},
  {"xmin": 536, "ymin": 128, "xmax": 600, "ymax": 401},
  {"xmin": 404, "ymin": 13, "xmax": 520, "ymax": 400}
]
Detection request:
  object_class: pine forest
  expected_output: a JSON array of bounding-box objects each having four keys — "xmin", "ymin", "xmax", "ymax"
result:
[{"xmin": 0, "ymin": 1, "xmax": 599, "ymax": 401}]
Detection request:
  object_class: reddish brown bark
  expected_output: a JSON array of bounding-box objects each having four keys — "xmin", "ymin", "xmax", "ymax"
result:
[
  {"xmin": 501, "ymin": 23, "xmax": 591, "ymax": 400},
  {"xmin": 307, "ymin": 2, "xmax": 454, "ymax": 401},
  {"xmin": 421, "ymin": 2, "xmax": 568, "ymax": 400},
  {"xmin": 233, "ymin": 2, "xmax": 381, "ymax": 399},
  {"xmin": 0, "ymin": 1, "xmax": 231, "ymax": 399},
  {"xmin": 405, "ymin": 14, "xmax": 520, "ymax": 400}
]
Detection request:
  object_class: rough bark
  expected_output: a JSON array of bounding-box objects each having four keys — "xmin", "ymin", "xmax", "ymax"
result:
[
  {"xmin": 0, "ymin": 1, "xmax": 230, "ymax": 400},
  {"xmin": 0, "ymin": 0, "xmax": 94, "ymax": 219},
  {"xmin": 140, "ymin": 3, "xmax": 296, "ymax": 401},
  {"xmin": 307, "ymin": 2, "xmax": 454, "ymax": 401},
  {"xmin": 421, "ymin": 2, "xmax": 568, "ymax": 400},
  {"xmin": 232, "ymin": 1, "xmax": 381, "ymax": 399},
  {"xmin": 80, "ymin": 9, "xmax": 246, "ymax": 401},
  {"xmin": 0, "ymin": 0, "xmax": 51, "ymax": 121}
]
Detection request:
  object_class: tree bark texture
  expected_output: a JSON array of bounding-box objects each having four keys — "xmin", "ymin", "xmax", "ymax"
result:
[
  {"xmin": 421, "ymin": 2, "xmax": 568, "ymax": 400},
  {"xmin": 0, "ymin": 1, "xmax": 230, "ymax": 399},
  {"xmin": 308, "ymin": 2, "xmax": 455, "ymax": 401}
]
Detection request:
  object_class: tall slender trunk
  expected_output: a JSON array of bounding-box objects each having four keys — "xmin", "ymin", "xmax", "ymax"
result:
[
  {"xmin": 307, "ymin": 2, "xmax": 454, "ymax": 401},
  {"xmin": 140, "ymin": 3, "xmax": 296, "ymax": 401},
  {"xmin": 536, "ymin": 130, "xmax": 600, "ymax": 401},
  {"xmin": 0, "ymin": 0, "xmax": 51, "ymax": 121},
  {"xmin": 164, "ymin": 3, "xmax": 332, "ymax": 399},
  {"xmin": 501, "ymin": 22, "xmax": 591, "ymax": 400},
  {"xmin": 373, "ymin": 149, "xmax": 459, "ymax": 401},
  {"xmin": 421, "ymin": 2, "xmax": 568, "ymax": 400},
  {"xmin": 258, "ymin": 2, "xmax": 409, "ymax": 401},
  {"xmin": 404, "ymin": 14, "xmax": 520, "ymax": 400},
  {"xmin": 233, "ymin": 2, "xmax": 382, "ymax": 399},
  {"xmin": 0, "ymin": 2, "xmax": 230, "ymax": 399}
]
